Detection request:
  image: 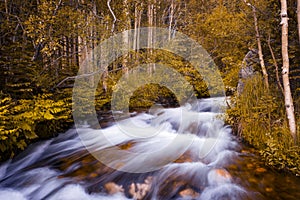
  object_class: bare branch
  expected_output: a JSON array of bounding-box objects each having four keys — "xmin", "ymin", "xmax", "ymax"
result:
[
  {"xmin": 0, "ymin": 11, "xmax": 25, "ymax": 32},
  {"xmin": 54, "ymin": 69, "xmax": 103, "ymax": 89},
  {"xmin": 53, "ymin": 68, "xmax": 122, "ymax": 89},
  {"xmin": 267, "ymin": 33, "xmax": 284, "ymax": 94},
  {"xmin": 243, "ymin": 0, "xmax": 269, "ymax": 89},
  {"xmin": 107, "ymin": 0, "xmax": 117, "ymax": 33},
  {"xmin": 53, "ymin": 0, "xmax": 62, "ymax": 16}
]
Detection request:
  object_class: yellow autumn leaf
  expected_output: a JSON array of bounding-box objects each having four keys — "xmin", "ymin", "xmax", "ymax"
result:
[
  {"xmin": 44, "ymin": 110, "xmax": 54, "ymax": 120},
  {"xmin": 19, "ymin": 122, "xmax": 32, "ymax": 131}
]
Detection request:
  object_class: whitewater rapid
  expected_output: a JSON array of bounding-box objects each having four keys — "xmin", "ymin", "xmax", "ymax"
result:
[{"xmin": 0, "ymin": 97, "xmax": 260, "ymax": 200}]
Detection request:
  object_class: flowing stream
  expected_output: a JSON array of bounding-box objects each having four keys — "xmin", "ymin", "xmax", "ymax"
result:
[{"xmin": 0, "ymin": 97, "xmax": 299, "ymax": 200}]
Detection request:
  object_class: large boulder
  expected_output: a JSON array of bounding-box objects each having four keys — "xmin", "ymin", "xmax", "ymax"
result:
[{"xmin": 237, "ymin": 49, "xmax": 258, "ymax": 95}]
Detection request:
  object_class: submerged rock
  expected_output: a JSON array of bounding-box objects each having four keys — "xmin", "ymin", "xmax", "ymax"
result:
[
  {"xmin": 179, "ymin": 188, "xmax": 199, "ymax": 198},
  {"xmin": 207, "ymin": 168, "xmax": 232, "ymax": 186}
]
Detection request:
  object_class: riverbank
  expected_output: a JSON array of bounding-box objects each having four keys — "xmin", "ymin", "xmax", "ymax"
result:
[{"xmin": 226, "ymin": 75, "xmax": 300, "ymax": 176}]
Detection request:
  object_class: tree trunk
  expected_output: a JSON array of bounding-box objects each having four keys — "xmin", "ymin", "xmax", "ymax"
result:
[
  {"xmin": 251, "ymin": 4, "xmax": 269, "ymax": 89},
  {"xmin": 267, "ymin": 33, "xmax": 284, "ymax": 94},
  {"xmin": 168, "ymin": 0, "xmax": 174, "ymax": 41},
  {"xmin": 122, "ymin": 0, "xmax": 130, "ymax": 77},
  {"xmin": 148, "ymin": 0, "xmax": 154, "ymax": 74},
  {"xmin": 135, "ymin": 3, "xmax": 142, "ymax": 65},
  {"xmin": 243, "ymin": 0, "xmax": 269, "ymax": 89},
  {"xmin": 62, "ymin": 36, "xmax": 67, "ymax": 70},
  {"xmin": 280, "ymin": 0, "xmax": 297, "ymax": 143},
  {"xmin": 4, "ymin": 0, "xmax": 9, "ymax": 20},
  {"xmin": 133, "ymin": 3, "xmax": 138, "ymax": 51},
  {"xmin": 153, "ymin": 0, "xmax": 157, "ymax": 71},
  {"xmin": 107, "ymin": 0, "xmax": 116, "ymax": 33},
  {"xmin": 297, "ymin": 0, "xmax": 300, "ymax": 44},
  {"xmin": 107, "ymin": 0, "xmax": 117, "ymax": 71}
]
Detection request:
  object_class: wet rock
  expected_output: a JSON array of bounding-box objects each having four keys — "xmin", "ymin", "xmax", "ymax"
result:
[
  {"xmin": 179, "ymin": 188, "xmax": 199, "ymax": 198},
  {"xmin": 237, "ymin": 49, "xmax": 258, "ymax": 95},
  {"xmin": 174, "ymin": 150, "xmax": 193, "ymax": 163},
  {"xmin": 104, "ymin": 182, "xmax": 124, "ymax": 195},
  {"xmin": 129, "ymin": 176, "xmax": 152, "ymax": 200},
  {"xmin": 265, "ymin": 187, "xmax": 273, "ymax": 192},
  {"xmin": 207, "ymin": 169, "xmax": 232, "ymax": 186},
  {"xmin": 255, "ymin": 167, "xmax": 267, "ymax": 173}
]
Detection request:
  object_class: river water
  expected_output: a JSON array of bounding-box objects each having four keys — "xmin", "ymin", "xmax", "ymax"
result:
[{"xmin": 0, "ymin": 98, "xmax": 299, "ymax": 200}]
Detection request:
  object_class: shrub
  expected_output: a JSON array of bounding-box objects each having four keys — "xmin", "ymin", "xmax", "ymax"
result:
[
  {"xmin": 0, "ymin": 94, "xmax": 72, "ymax": 160},
  {"xmin": 226, "ymin": 74, "xmax": 300, "ymax": 175}
]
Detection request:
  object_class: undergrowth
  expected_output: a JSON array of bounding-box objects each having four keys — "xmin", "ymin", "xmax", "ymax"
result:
[
  {"xmin": 0, "ymin": 93, "xmax": 73, "ymax": 161},
  {"xmin": 226, "ymin": 74, "xmax": 300, "ymax": 175}
]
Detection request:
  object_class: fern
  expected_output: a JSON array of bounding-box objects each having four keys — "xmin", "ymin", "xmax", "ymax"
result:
[{"xmin": 0, "ymin": 94, "xmax": 72, "ymax": 160}]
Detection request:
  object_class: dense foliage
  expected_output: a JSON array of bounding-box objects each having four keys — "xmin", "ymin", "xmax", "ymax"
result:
[
  {"xmin": 0, "ymin": 93, "xmax": 72, "ymax": 160},
  {"xmin": 227, "ymin": 75, "xmax": 300, "ymax": 175}
]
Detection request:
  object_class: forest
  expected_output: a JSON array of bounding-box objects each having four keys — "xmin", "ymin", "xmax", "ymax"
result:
[{"xmin": 0, "ymin": 0, "xmax": 300, "ymax": 187}]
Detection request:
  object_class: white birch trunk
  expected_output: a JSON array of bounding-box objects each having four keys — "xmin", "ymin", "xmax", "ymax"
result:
[
  {"xmin": 133, "ymin": 3, "xmax": 138, "ymax": 51},
  {"xmin": 136, "ymin": 3, "xmax": 142, "ymax": 65},
  {"xmin": 280, "ymin": 0, "xmax": 297, "ymax": 143},
  {"xmin": 252, "ymin": 6, "xmax": 269, "ymax": 89},
  {"xmin": 168, "ymin": 0, "xmax": 174, "ymax": 41},
  {"xmin": 267, "ymin": 34, "xmax": 284, "ymax": 94},
  {"xmin": 122, "ymin": 0, "xmax": 130, "ymax": 77},
  {"xmin": 148, "ymin": 0, "xmax": 154, "ymax": 74},
  {"xmin": 297, "ymin": 0, "xmax": 300, "ymax": 45},
  {"xmin": 243, "ymin": 0, "xmax": 269, "ymax": 89},
  {"xmin": 152, "ymin": 0, "xmax": 157, "ymax": 71}
]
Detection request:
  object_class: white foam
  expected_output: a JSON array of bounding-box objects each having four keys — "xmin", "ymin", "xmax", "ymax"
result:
[
  {"xmin": 0, "ymin": 97, "xmax": 248, "ymax": 199},
  {"xmin": 0, "ymin": 188, "xmax": 27, "ymax": 200},
  {"xmin": 199, "ymin": 184, "xmax": 248, "ymax": 200},
  {"xmin": 47, "ymin": 184, "xmax": 131, "ymax": 200}
]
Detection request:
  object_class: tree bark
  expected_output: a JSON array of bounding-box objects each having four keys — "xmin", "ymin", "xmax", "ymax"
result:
[
  {"xmin": 243, "ymin": 0, "xmax": 269, "ymax": 89},
  {"xmin": 148, "ymin": 0, "xmax": 154, "ymax": 74},
  {"xmin": 62, "ymin": 36, "xmax": 67, "ymax": 70},
  {"xmin": 242, "ymin": 1, "xmax": 269, "ymax": 90},
  {"xmin": 122, "ymin": 0, "xmax": 130, "ymax": 77},
  {"xmin": 297, "ymin": 0, "xmax": 300, "ymax": 44},
  {"xmin": 107, "ymin": 0, "xmax": 116, "ymax": 33},
  {"xmin": 153, "ymin": 0, "xmax": 157, "ymax": 71},
  {"xmin": 252, "ymin": 6, "xmax": 268, "ymax": 89},
  {"xmin": 135, "ymin": 3, "xmax": 142, "ymax": 65},
  {"xmin": 133, "ymin": 3, "xmax": 138, "ymax": 51},
  {"xmin": 168, "ymin": 0, "xmax": 175, "ymax": 41},
  {"xmin": 4, "ymin": 0, "xmax": 9, "ymax": 20},
  {"xmin": 267, "ymin": 33, "xmax": 284, "ymax": 95},
  {"xmin": 280, "ymin": 0, "xmax": 297, "ymax": 143}
]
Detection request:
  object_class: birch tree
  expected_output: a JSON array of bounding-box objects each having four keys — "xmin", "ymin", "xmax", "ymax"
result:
[
  {"xmin": 297, "ymin": 0, "xmax": 300, "ymax": 44},
  {"xmin": 133, "ymin": 2, "xmax": 143, "ymax": 64},
  {"xmin": 168, "ymin": 0, "xmax": 175, "ymax": 41},
  {"xmin": 244, "ymin": 0, "xmax": 269, "ymax": 89},
  {"xmin": 280, "ymin": 0, "xmax": 297, "ymax": 143},
  {"xmin": 122, "ymin": 0, "xmax": 131, "ymax": 77},
  {"xmin": 148, "ymin": 0, "xmax": 154, "ymax": 74},
  {"xmin": 267, "ymin": 34, "xmax": 284, "ymax": 94}
]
